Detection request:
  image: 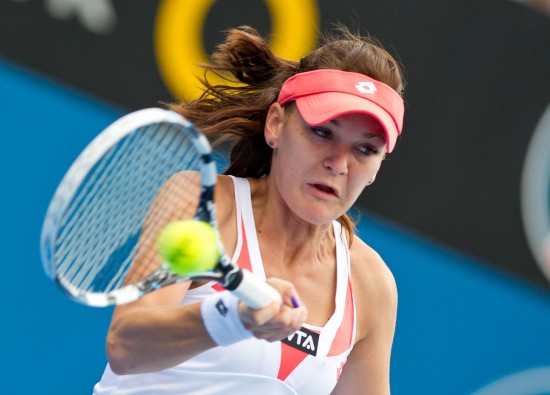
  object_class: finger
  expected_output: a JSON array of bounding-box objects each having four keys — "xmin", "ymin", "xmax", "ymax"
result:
[
  {"xmin": 279, "ymin": 303, "xmax": 308, "ymax": 331},
  {"xmin": 265, "ymin": 278, "xmax": 303, "ymax": 309},
  {"xmin": 257, "ymin": 304, "xmax": 308, "ymax": 341},
  {"xmin": 239, "ymin": 299, "xmax": 281, "ymax": 328}
]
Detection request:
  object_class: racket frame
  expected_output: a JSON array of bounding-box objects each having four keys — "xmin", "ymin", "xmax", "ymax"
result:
[
  {"xmin": 41, "ymin": 108, "xmax": 280, "ymax": 308},
  {"xmin": 42, "ymin": 109, "xmax": 220, "ymax": 305}
]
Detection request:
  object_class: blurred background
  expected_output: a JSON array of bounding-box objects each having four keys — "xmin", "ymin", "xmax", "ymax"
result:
[{"xmin": 1, "ymin": 0, "xmax": 549, "ymax": 394}]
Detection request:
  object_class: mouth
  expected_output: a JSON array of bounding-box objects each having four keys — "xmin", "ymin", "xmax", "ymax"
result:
[{"xmin": 310, "ymin": 183, "xmax": 339, "ymax": 198}]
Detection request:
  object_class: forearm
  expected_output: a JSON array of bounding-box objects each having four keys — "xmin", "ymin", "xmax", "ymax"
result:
[
  {"xmin": 105, "ymin": 278, "xmax": 306, "ymax": 375},
  {"xmin": 106, "ymin": 302, "xmax": 215, "ymax": 375}
]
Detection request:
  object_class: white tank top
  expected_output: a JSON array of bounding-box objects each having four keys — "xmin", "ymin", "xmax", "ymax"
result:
[{"xmin": 93, "ymin": 176, "xmax": 356, "ymax": 395}]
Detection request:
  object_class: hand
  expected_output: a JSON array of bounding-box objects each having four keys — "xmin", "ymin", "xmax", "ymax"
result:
[{"xmin": 238, "ymin": 277, "xmax": 307, "ymax": 342}]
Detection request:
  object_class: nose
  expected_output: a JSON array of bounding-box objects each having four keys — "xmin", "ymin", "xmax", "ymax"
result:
[{"xmin": 323, "ymin": 147, "xmax": 349, "ymax": 175}]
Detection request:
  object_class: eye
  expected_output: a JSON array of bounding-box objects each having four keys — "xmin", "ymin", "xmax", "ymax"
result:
[
  {"xmin": 311, "ymin": 127, "xmax": 332, "ymax": 139},
  {"xmin": 357, "ymin": 144, "xmax": 379, "ymax": 156}
]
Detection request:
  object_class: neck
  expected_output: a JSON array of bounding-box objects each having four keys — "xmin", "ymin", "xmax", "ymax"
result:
[{"xmin": 249, "ymin": 177, "xmax": 335, "ymax": 269}]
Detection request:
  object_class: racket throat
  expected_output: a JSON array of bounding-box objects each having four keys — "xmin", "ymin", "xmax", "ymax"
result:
[
  {"xmin": 196, "ymin": 185, "xmax": 215, "ymax": 222},
  {"xmin": 219, "ymin": 266, "xmax": 244, "ymax": 291}
]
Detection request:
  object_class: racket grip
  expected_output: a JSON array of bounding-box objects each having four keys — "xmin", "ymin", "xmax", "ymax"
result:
[{"xmin": 230, "ymin": 269, "xmax": 282, "ymax": 309}]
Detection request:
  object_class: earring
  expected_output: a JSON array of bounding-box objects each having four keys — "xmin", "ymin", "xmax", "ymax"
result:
[{"xmin": 268, "ymin": 141, "xmax": 274, "ymax": 147}]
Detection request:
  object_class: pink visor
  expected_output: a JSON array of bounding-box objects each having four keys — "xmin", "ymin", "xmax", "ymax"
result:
[{"xmin": 277, "ymin": 69, "xmax": 404, "ymax": 153}]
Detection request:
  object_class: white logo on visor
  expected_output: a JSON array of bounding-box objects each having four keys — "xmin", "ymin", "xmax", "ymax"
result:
[{"xmin": 355, "ymin": 82, "xmax": 377, "ymax": 94}]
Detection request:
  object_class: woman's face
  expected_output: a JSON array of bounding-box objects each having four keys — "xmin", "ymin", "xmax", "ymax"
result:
[{"xmin": 266, "ymin": 104, "xmax": 387, "ymax": 225}]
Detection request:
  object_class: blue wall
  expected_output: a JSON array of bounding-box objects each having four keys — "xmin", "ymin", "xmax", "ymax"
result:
[
  {"xmin": 2, "ymin": 59, "xmax": 549, "ymax": 395},
  {"xmin": 0, "ymin": 60, "xmax": 120, "ymax": 394}
]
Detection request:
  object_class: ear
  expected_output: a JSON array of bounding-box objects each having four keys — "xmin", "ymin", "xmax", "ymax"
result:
[
  {"xmin": 367, "ymin": 173, "xmax": 377, "ymax": 185},
  {"xmin": 264, "ymin": 102, "xmax": 285, "ymax": 149}
]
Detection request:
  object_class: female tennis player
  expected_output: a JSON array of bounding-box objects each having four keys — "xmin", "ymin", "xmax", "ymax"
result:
[{"xmin": 94, "ymin": 25, "xmax": 405, "ymax": 395}]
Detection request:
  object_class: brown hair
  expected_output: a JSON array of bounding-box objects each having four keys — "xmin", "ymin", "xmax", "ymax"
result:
[{"xmin": 169, "ymin": 25, "xmax": 405, "ymax": 244}]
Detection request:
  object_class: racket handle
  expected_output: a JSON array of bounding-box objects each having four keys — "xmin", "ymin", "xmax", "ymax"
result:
[{"xmin": 230, "ymin": 269, "xmax": 282, "ymax": 309}]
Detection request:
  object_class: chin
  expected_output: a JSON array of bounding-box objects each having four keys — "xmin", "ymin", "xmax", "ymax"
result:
[{"xmin": 298, "ymin": 210, "xmax": 341, "ymax": 226}]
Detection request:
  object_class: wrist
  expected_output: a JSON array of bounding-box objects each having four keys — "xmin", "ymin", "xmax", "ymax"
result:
[{"xmin": 200, "ymin": 290, "xmax": 253, "ymax": 346}]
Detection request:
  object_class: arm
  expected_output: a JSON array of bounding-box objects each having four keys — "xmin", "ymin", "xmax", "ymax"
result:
[
  {"xmin": 106, "ymin": 283, "xmax": 212, "ymax": 374},
  {"xmin": 107, "ymin": 276, "xmax": 306, "ymax": 375},
  {"xmin": 331, "ymin": 243, "xmax": 398, "ymax": 394},
  {"xmin": 106, "ymin": 175, "xmax": 306, "ymax": 375}
]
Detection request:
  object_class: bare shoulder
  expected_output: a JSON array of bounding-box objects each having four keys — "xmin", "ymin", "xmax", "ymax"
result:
[
  {"xmin": 349, "ymin": 235, "xmax": 398, "ymax": 341},
  {"xmin": 215, "ymin": 174, "xmax": 234, "ymax": 198},
  {"xmin": 349, "ymin": 235, "xmax": 397, "ymax": 297},
  {"xmin": 214, "ymin": 174, "xmax": 235, "ymax": 223},
  {"xmin": 214, "ymin": 175, "xmax": 239, "ymax": 255}
]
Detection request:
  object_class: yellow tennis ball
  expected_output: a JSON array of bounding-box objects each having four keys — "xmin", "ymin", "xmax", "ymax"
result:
[{"xmin": 157, "ymin": 220, "xmax": 219, "ymax": 274}]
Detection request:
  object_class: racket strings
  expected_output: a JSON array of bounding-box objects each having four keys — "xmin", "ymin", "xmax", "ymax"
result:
[
  {"xmin": 56, "ymin": 132, "xmax": 140, "ymax": 284},
  {"xmin": 54, "ymin": 123, "xmax": 204, "ymax": 293},
  {"xmin": 57, "ymin": 130, "xmax": 157, "ymax": 289},
  {"xmin": 125, "ymin": 169, "xmax": 202, "ymax": 285}
]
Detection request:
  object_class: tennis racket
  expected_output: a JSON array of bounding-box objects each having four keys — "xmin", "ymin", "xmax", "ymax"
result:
[{"xmin": 40, "ymin": 108, "xmax": 281, "ymax": 308}]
